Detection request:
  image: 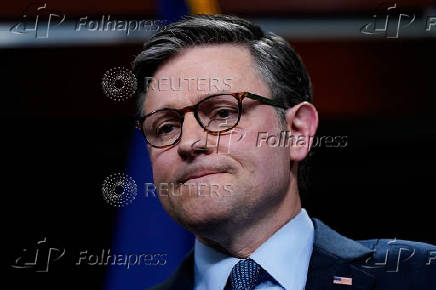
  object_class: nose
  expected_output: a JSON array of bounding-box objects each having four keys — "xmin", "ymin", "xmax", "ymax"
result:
[{"xmin": 177, "ymin": 112, "xmax": 215, "ymax": 160}]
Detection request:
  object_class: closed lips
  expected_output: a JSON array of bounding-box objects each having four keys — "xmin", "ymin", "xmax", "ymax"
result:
[{"xmin": 181, "ymin": 170, "xmax": 227, "ymax": 183}]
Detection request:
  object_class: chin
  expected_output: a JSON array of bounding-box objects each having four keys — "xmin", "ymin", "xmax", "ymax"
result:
[{"xmin": 167, "ymin": 195, "xmax": 235, "ymax": 234}]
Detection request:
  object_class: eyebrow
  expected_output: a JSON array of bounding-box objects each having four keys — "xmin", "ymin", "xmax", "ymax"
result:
[{"xmin": 149, "ymin": 90, "xmax": 234, "ymax": 113}]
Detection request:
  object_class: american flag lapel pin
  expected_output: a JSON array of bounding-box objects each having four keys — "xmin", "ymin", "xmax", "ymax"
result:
[{"xmin": 333, "ymin": 275, "xmax": 352, "ymax": 285}]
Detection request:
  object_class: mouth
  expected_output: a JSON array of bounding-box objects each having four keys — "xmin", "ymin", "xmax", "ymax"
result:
[{"xmin": 181, "ymin": 170, "xmax": 228, "ymax": 184}]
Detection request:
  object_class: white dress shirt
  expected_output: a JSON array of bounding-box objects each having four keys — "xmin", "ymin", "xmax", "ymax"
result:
[{"xmin": 193, "ymin": 208, "xmax": 314, "ymax": 290}]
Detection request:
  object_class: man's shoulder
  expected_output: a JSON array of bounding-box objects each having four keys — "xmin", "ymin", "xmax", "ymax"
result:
[
  {"xmin": 308, "ymin": 218, "xmax": 436, "ymax": 289},
  {"xmin": 148, "ymin": 249, "xmax": 194, "ymax": 290},
  {"xmin": 312, "ymin": 218, "xmax": 435, "ymax": 262},
  {"xmin": 355, "ymin": 237, "xmax": 436, "ymax": 286},
  {"xmin": 357, "ymin": 236, "xmax": 436, "ymax": 261}
]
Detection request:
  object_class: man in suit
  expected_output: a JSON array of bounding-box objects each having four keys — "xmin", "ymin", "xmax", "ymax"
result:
[{"xmin": 133, "ymin": 14, "xmax": 435, "ymax": 289}]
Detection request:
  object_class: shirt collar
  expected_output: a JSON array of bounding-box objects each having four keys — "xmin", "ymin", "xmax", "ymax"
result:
[{"xmin": 194, "ymin": 208, "xmax": 314, "ymax": 290}]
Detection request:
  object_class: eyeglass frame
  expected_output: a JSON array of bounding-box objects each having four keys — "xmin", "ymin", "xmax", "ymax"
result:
[{"xmin": 136, "ymin": 91, "xmax": 289, "ymax": 149}]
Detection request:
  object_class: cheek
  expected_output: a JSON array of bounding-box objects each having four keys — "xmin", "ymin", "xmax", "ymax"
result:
[
  {"xmin": 150, "ymin": 150, "xmax": 177, "ymax": 183},
  {"xmin": 233, "ymin": 113, "xmax": 290, "ymax": 178},
  {"xmin": 232, "ymin": 125, "xmax": 289, "ymax": 173}
]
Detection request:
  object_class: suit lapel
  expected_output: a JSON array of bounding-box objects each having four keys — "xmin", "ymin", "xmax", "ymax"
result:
[
  {"xmin": 149, "ymin": 249, "xmax": 194, "ymax": 290},
  {"xmin": 305, "ymin": 218, "xmax": 376, "ymax": 290}
]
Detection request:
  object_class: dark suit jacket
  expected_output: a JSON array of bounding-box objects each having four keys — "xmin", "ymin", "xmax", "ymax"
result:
[{"xmin": 149, "ymin": 218, "xmax": 436, "ymax": 289}]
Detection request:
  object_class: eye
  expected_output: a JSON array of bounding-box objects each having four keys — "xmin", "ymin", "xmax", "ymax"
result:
[
  {"xmin": 156, "ymin": 123, "xmax": 178, "ymax": 136},
  {"xmin": 217, "ymin": 109, "xmax": 231, "ymax": 118},
  {"xmin": 210, "ymin": 107, "xmax": 238, "ymax": 120}
]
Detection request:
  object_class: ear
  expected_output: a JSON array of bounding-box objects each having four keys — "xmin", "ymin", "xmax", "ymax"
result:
[{"xmin": 285, "ymin": 102, "xmax": 319, "ymax": 162}]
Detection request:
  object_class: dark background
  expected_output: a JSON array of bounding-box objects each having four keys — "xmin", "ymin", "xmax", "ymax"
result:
[{"xmin": 2, "ymin": 0, "xmax": 435, "ymax": 289}]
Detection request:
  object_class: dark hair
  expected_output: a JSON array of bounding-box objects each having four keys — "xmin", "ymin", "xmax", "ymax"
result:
[{"xmin": 132, "ymin": 14, "xmax": 314, "ymax": 194}]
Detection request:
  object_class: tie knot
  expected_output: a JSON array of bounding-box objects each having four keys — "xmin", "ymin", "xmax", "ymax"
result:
[{"xmin": 227, "ymin": 258, "xmax": 265, "ymax": 290}]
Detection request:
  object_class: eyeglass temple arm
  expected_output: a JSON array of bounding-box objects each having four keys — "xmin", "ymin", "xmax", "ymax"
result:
[{"xmin": 244, "ymin": 93, "xmax": 288, "ymax": 109}]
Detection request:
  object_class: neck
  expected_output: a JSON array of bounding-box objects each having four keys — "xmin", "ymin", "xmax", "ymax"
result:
[{"xmin": 196, "ymin": 173, "xmax": 302, "ymax": 258}]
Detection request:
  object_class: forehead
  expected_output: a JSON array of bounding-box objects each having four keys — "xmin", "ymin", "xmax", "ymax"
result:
[{"xmin": 143, "ymin": 44, "xmax": 270, "ymax": 114}]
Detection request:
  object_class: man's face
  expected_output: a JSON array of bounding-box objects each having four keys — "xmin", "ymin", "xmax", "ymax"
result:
[{"xmin": 144, "ymin": 44, "xmax": 292, "ymax": 233}]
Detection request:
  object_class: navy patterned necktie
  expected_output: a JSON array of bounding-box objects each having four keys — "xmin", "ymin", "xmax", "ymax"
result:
[{"xmin": 225, "ymin": 258, "xmax": 266, "ymax": 290}]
